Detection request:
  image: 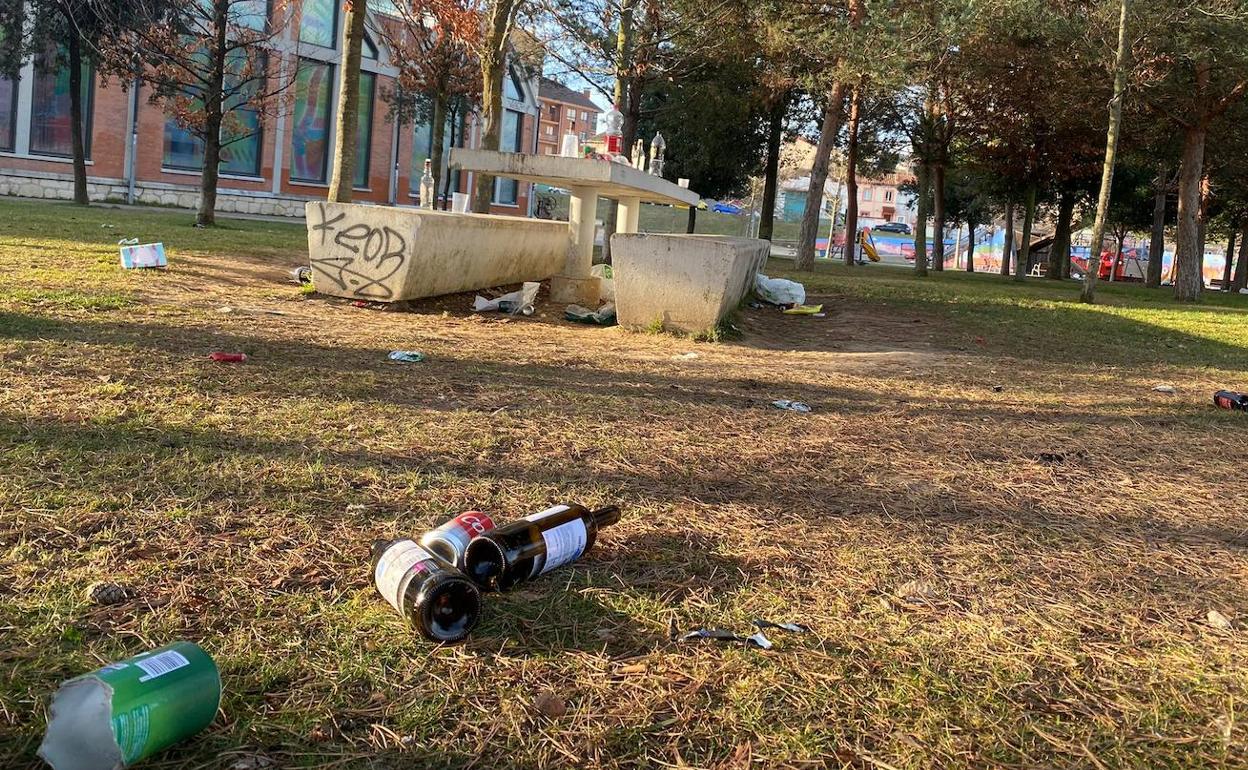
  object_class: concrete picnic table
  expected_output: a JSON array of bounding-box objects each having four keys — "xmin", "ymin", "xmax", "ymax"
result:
[{"xmin": 449, "ymin": 148, "xmax": 700, "ymax": 305}]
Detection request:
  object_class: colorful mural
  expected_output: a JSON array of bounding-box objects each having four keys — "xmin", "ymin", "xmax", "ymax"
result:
[{"xmin": 290, "ymin": 61, "xmax": 333, "ymax": 183}]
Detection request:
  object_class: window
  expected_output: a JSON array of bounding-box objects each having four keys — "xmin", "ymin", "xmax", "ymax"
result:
[
  {"xmin": 354, "ymin": 72, "xmax": 375, "ymax": 188},
  {"xmin": 581, "ymin": 111, "xmax": 589, "ymax": 122},
  {"xmin": 544, "ymin": 124, "xmax": 553, "ymax": 136},
  {"xmin": 885, "ymin": 190, "xmax": 894, "ymax": 203},
  {"xmin": 299, "ymin": 0, "xmax": 338, "ymax": 48},
  {"xmin": 862, "ymin": 187, "xmax": 873, "ymax": 202},
  {"xmin": 29, "ymin": 48, "xmax": 93, "ymax": 158},
  {"xmin": 411, "ymin": 114, "xmax": 454, "ymax": 200},
  {"xmin": 493, "ymin": 109, "xmax": 522, "ymax": 205},
  {"xmin": 503, "ymin": 65, "xmax": 524, "ymax": 101},
  {"xmin": 163, "ymin": 52, "xmax": 265, "ymax": 177},
  {"xmin": 290, "ymin": 60, "xmax": 334, "ymax": 183},
  {"xmin": 231, "ymin": 0, "xmax": 270, "ymax": 31},
  {"xmin": 548, "ymin": 104, "xmax": 558, "ymax": 119},
  {"xmin": 363, "ymin": 33, "xmax": 379, "ymax": 60},
  {"xmin": 0, "ymin": 74, "xmax": 15, "ymax": 152}
]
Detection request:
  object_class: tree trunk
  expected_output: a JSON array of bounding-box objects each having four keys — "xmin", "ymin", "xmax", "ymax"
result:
[
  {"xmin": 601, "ymin": 0, "xmax": 637, "ymax": 262},
  {"xmin": 196, "ymin": 0, "xmax": 229, "ymax": 227},
  {"xmin": 430, "ymin": 89, "xmax": 448, "ymax": 209},
  {"xmin": 913, "ymin": 162, "xmax": 930, "ymax": 276},
  {"xmin": 796, "ymin": 82, "xmax": 847, "ymax": 271},
  {"xmin": 328, "ymin": 0, "xmax": 367, "ymax": 203},
  {"xmin": 843, "ymin": 84, "xmax": 862, "ymax": 266},
  {"xmin": 472, "ymin": 0, "xmax": 518, "ymax": 213},
  {"xmin": 1223, "ymin": 222, "xmax": 1238, "ymax": 291},
  {"xmin": 1000, "ymin": 201, "xmax": 1014, "ymax": 276},
  {"xmin": 1234, "ymin": 220, "xmax": 1248, "ymax": 292},
  {"xmin": 1173, "ymin": 125, "xmax": 1206, "ymax": 302},
  {"xmin": 966, "ymin": 221, "xmax": 975, "ymax": 272},
  {"xmin": 66, "ymin": 31, "xmax": 88, "ymax": 205},
  {"xmin": 1109, "ymin": 231, "xmax": 1125, "ymax": 281},
  {"xmin": 931, "ymin": 162, "xmax": 946, "ymax": 271},
  {"xmin": 1016, "ymin": 182, "xmax": 1036, "ymax": 281},
  {"xmin": 1079, "ymin": 0, "xmax": 1131, "ymax": 304},
  {"xmin": 758, "ymin": 93, "xmax": 786, "ymax": 241},
  {"xmin": 1050, "ymin": 190, "xmax": 1074, "ymax": 280},
  {"xmin": 1146, "ymin": 164, "xmax": 1167, "ymax": 287},
  {"xmin": 440, "ymin": 104, "xmax": 459, "ymax": 209}
]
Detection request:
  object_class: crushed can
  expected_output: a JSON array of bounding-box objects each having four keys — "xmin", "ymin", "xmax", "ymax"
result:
[
  {"xmin": 1214, "ymin": 390, "xmax": 1248, "ymax": 411},
  {"xmin": 39, "ymin": 642, "xmax": 220, "ymax": 770},
  {"xmin": 419, "ymin": 511, "xmax": 496, "ymax": 568}
]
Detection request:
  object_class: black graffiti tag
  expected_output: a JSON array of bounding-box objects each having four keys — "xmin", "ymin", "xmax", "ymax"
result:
[{"xmin": 307, "ymin": 204, "xmax": 408, "ymax": 300}]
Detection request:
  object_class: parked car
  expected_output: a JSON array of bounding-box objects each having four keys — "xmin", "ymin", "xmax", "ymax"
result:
[{"xmin": 873, "ymin": 221, "xmax": 912, "ymax": 234}]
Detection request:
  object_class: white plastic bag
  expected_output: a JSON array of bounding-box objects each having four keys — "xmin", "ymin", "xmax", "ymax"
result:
[
  {"xmin": 591, "ymin": 264, "xmax": 615, "ymax": 301},
  {"xmin": 473, "ymin": 281, "xmax": 540, "ymax": 315},
  {"xmin": 754, "ymin": 273, "xmax": 805, "ymax": 306}
]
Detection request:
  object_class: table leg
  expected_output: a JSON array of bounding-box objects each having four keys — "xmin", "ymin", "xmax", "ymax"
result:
[
  {"xmin": 617, "ymin": 196, "xmax": 641, "ymax": 234},
  {"xmin": 550, "ymin": 186, "xmax": 602, "ymax": 306}
]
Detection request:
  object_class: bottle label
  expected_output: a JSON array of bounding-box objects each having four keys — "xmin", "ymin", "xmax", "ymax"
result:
[
  {"xmin": 375, "ymin": 540, "xmax": 435, "ymax": 613},
  {"xmin": 525, "ymin": 506, "xmax": 587, "ymax": 577}
]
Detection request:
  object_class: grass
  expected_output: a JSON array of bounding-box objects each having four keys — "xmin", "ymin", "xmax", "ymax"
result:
[{"xmin": 1, "ymin": 196, "xmax": 1247, "ymax": 769}]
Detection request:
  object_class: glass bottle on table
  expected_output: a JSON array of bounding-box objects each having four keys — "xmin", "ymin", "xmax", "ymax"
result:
[{"xmin": 419, "ymin": 159, "xmax": 435, "ymax": 210}]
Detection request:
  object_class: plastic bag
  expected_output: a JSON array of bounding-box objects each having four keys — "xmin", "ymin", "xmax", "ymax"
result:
[
  {"xmin": 591, "ymin": 264, "xmax": 615, "ymax": 302},
  {"xmin": 473, "ymin": 281, "xmax": 540, "ymax": 315},
  {"xmin": 754, "ymin": 273, "xmax": 805, "ymax": 306}
]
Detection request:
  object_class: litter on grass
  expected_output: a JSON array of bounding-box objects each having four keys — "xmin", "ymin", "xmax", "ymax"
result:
[
  {"xmin": 752, "ymin": 619, "xmax": 812, "ymax": 633},
  {"xmin": 771, "ymin": 400, "xmax": 811, "ymax": 413},
  {"xmin": 754, "ymin": 273, "xmax": 805, "ymax": 306},
  {"xmin": 208, "ymin": 352, "xmax": 247, "ymax": 363},
  {"xmin": 474, "ymin": 282, "xmax": 540, "ymax": 316},
  {"xmin": 680, "ymin": 628, "xmax": 773, "ymax": 650},
  {"xmin": 782, "ymin": 304, "xmax": 824, "ymax": 316},
  {"xmin": 39, "ymin": 642, "xmax": 220, "ymax": 770},
  {"xmin": 118, "ymin": 240, "xmax": 168, "ymax": 269},
  {"xmin": 388, "ymin": 351, "xmax": 426, "ymax": 363},
  {"xmin": 565, "ymin": 303, "xmax": 617, "ymax": 325},
  {"xmin": 1152, "ymin": 384, "xmax": 1177, "ymax": 394},
  {"xmin": 291, "ymin": 266, "xmax": 313, "ymax": 285}
]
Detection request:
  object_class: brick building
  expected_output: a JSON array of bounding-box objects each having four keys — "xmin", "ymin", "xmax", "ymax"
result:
[
  {"xmin": 0, "ymin": 2, "xmax": 542, "ymax": 217},
  {"xmin": 535, "ymin": 77, "xmax": 600, "ymax": 156}
]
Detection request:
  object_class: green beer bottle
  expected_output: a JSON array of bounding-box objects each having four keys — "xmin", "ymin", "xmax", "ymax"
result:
[
  {"xmin": 463, "ymin": 503, "xmax": 621, "ymax": 591},
  {"xmin": 371, "ymin": 539, "xmax": 481, "ymax": 643}
]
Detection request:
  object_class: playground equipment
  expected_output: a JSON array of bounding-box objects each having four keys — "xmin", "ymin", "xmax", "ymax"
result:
[{"xmin": 860, "ymin": 227, "xmax": 881, "ymax": 262}]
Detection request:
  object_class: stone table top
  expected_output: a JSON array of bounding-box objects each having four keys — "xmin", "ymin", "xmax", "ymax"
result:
[{"xmin": 449, "ymin": 149, "xmax": 701, "ymax": 207}]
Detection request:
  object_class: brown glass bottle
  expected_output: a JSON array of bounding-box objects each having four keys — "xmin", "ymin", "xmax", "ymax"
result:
[
  {"xmin": 463, "ymin": 503, "xmax": 621, "ymax": 591},
  {"xmin": 371, "ymin": 539, "xmax": 481, "ymax": 642}
]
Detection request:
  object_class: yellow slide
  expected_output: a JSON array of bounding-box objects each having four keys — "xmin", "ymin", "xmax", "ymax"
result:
[{"xmin": 860, "ymin": 229, "xmax": 881, "ymax": 262}]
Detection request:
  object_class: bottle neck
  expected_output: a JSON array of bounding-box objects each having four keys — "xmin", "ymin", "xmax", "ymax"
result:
[{"xmin": 589, "ymin": 505, "xmax": 621, "ymax": 529}]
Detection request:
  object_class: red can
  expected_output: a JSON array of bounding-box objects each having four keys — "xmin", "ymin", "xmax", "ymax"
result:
[
  {"xmin": 209, "ymin": 351, "xmax": 247, "ymax": 363},
  {"xmin": 419, "ymin": 511, "xmax": 496, "ymax": 569}
]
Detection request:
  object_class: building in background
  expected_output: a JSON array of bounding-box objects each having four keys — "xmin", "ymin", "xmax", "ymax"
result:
[
  {"xmin": 536, "ymin": 77, "xmax": 601, "ymax": 156},
  {"xmin": 0, "ymin": 3, "xmax": 541, "ymax": 217},
  {"xmin": 774, "ymin": 137, "xmax": 916, "ymax": 228}
]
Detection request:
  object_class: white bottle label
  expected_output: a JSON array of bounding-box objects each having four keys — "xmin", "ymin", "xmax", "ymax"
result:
[
  {"xmin": 525, "ymin": 506, "xmax": 587, "ymax": 577},
  {"xmin": 375, "ymin": 540, "xmax": 434, "ymax": 613}
]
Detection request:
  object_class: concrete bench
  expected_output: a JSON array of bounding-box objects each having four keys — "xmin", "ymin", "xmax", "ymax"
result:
[
  {"xmin": 611, "ymin": 233, "xmax": 770, "ymax": 335},
  {"xmin": 305, "ymin": 202, "xmax": 568, "ymax": 302}
]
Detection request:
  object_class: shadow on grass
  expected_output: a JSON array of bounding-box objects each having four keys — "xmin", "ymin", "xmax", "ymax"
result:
[{"xmin": 764, "ymin": 263, "xmax": 1248, "ymax": 370}]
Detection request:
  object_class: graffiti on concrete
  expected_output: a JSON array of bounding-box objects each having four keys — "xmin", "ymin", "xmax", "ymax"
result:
[{"xmin": 309, "ymin": 202, "xmax": 407, "ymax": 299}]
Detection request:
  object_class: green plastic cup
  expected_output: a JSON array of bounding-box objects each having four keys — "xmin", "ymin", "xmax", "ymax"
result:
[{"xmin": 39, "ymin": 642, "xmax": 221, "ymax": 770}]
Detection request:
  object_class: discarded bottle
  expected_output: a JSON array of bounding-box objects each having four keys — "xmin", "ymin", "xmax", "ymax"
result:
[
  {"xmin": 1214, "ymin": 390, "xmax": 1248, "ymax": 411},
  {"xmin": 420, "ymin": 511, "xmax": 497, "ymax": 568},
  {"xmin": 39, "ymin": 642, "xmax": 220, "ymax": 770},
  {"xmin": 464, "ymin": 503, "xmax": 621, "ymax": 591},
  {"xmin": 371, "ymin": 539, "xmax": 481, "ymax": 642},
  {"xmin": 419, "ymin": 159, "xmax": 435, "ymax": 210},
  {"xmin": 208, "ymin": 351, "xmax": 247, "ymax": 363}
]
